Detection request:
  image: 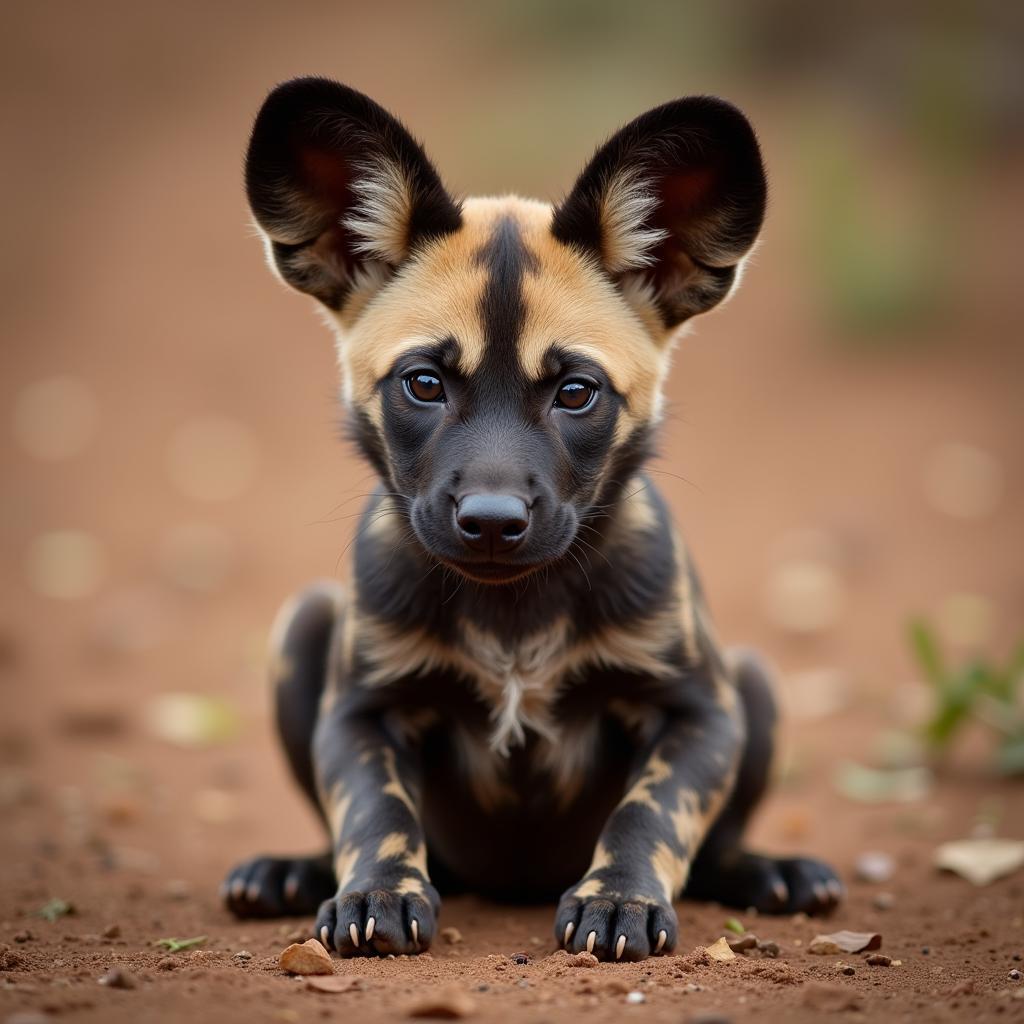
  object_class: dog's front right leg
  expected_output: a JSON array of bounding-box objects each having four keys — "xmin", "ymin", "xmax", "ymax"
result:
[{"xmin": 312, "ymin": 699, "xmax": 437, "ymax": 956}]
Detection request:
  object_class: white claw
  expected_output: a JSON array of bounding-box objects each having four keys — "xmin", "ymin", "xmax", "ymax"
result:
[
  {"xmin": 320, "ymin": 925, "xmax": 330, "ymax": 948},
  {"xmin": 284, "ymin": 876, "xmax": 299, "ymax": 901},
  {"xmin": 813, "ymin": 882, "xmax": 828, "ymax": 905},
  {"xmin": 586, "ymin": 930, "xmax": 596, "ymax": 954},
  {"xmin": 654, "ymin": 929, "xmax": 667, "ymax": 954},
  {"xmin": 615, "ymin": 934, "xmax": 626, "ymax": 960},
  {"xmin": 826, "ymin": 879, "xmax": 843, "ymax": 900},
  {"xmin": 349, "ymin": 922, "xmax": 360, "ymax": 947},
  {"xmin": 772, "ymin": 880, "xmax": 789, "ymax": 904},
  {"xmin": 365, "ymin": 916, "xmax": 375, "ymax": 941},
  {"xmin": 245, "ymin": 882, "xmax": 260, "ymax": 902},
  {"xmin": 411, "ymin": 918, "xmax": 419, "ymax": 945},
  {"xmin": 563, "ymin": 921, "xmax": 575, "ymax": 947},
  {"xmin": 230, "ymin": 878, "xmax": 245, "ymax": 899}
]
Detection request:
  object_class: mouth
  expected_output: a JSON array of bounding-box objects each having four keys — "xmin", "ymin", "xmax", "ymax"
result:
[{"xmin": 445, "ymin": 559, "xmax": 541, "ymax": 585}]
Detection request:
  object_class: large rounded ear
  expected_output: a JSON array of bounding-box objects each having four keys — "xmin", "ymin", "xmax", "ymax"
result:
[
  {"xmin": 245, "ymin": 77, "xmax": 461, "ymax": 310},
  {"xmin": 551, "ymin": 97, "xmax": 766, "ymax": 328}
]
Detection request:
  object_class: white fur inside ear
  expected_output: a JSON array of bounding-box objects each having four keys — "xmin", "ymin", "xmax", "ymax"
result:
[
  {"xmin": 343, "ymin": 159, "xmax": 414, "ymax": 264},
  {"xmin": 599, "ymin": 168, "xmax": 668, "ymax": 274}
]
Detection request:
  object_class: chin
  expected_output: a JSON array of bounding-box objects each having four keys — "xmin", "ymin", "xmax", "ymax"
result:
[{"xmin": 443, "ymin": 559, "xmax": 543, "ymax": 586}]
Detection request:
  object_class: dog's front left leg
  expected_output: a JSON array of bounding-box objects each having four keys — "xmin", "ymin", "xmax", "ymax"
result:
[
  {"xmin": 556, "ymin": 665, "xmax": 744, "ymax": 962},
  {"xmin": 312, "ymin": 700, "xmax": 437, "ymax": 957}
]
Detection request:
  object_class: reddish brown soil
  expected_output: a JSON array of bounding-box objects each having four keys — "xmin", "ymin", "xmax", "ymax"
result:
[{"xmin": 2, "ymin": 5, "xmax": 1023, "ymax": 1023}]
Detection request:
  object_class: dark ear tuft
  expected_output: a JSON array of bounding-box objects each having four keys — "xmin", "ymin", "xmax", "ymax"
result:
[
  {"xmin": 551, "ymin": 97, "xmax": 766, "ymax": 327},
  {"xmin": 245, "ymin": 77, "xmax": 461, "ymax": 309}
]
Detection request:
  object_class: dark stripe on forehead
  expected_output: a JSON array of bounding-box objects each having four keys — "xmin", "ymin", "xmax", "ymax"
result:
[{"xmin": 474, "ymin": 216, "xmax": 539, "ymax": 381}]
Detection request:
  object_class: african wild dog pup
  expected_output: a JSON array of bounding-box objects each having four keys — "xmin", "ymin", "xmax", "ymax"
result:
[{"xmin": 223, "ymin": 77, "xmax": 842, "ymax": 961}]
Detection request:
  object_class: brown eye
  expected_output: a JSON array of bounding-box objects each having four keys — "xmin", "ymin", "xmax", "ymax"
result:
[
  {"xmin": 405, "ymin": 372, "xmax": 444, "ymax": 403},
  {"xmin": 555, "ymin": 379, "xmax": 597, "ymax": 411}
]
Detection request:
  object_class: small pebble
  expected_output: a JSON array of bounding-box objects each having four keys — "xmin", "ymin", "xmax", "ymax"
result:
[
  {"xmin": 440, "ymin": 926, "xmax": 463, "ymax": 945},
  {"xmin": 102, "ymin": 924, "xmax": 121, "ymax": 940},
  {"xmin": 567, "ymin": 951, "xmax": 599, "ymax": 968},
  {"xmin": 157, "ymin": 957, "xmax": 179, "ymax": 971},
  {"xmin": 13, "ymin": 930, "xmax": 33, "ymax": 943},
  {"xmin": 1010, "ymin": 969, "xmax": 1022, "ymax": 982},
  {"xmin": 509, "ymin": 951, "xmax": 530, "ymax": 965},
  {"xmin": 872, "ymin": 892, "xmax": 895, "ymax": 911},
  {"xmin": 921, "ymin": 946, "xmax": 930, "ymax": 955},
  {"xmin": 855, "ymin": 851, "xmax": 895, "ymax": 884},
  {"xmin": 865, "ymin": 954, "xmax": 892, "ymax": 967},
  {"xmin": 625, "ymin": 991, "xmax": 645, "ymax": 1004},
  {"xmin": 98, "ymin": 966, "xmax": 136, "ymax": 989},
  {"xmin": 841, "ymin": 965, "xmax": 856, "ymax": 976},
  {"xmin": 235, "ymin": 950, "xmax": 252, "ymax": 961},
  {"xmin": 405, "ymin": 986, "xmax": 477, "ymax": 1018}
]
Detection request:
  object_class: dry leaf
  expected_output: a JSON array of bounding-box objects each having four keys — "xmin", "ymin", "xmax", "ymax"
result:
[
  {"xmin": 934, "ymin": 838, "xmax": 1024, "ymax": 886},
  {"xmin": 808, "ymin": 931, "xmax": 881, "ymax": 955},
  {"xmin": 705, "ymin": 936, "xmax": 737, "ymax": 961}
]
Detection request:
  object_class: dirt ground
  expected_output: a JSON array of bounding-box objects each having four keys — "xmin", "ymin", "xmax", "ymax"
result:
[{"xmin": 2, "ymin": 4, "xmax": 1023, "ymax": 1023}]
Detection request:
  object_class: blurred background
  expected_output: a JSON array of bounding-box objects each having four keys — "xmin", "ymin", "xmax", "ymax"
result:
[{"xmin": 1, "ymin": 1, "xmax": 1021, "ymax": 907}]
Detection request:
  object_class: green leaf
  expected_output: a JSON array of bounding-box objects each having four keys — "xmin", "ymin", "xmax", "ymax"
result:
[
  {"xmin": 724, "ymin": 917, "xmax": 745, "ymax": 935},
  {"xmin": 909, "ymin": 620, "xmax": 947, "ymax": 690},
  {"xmin": 36, "ymin": 898, "xmax": 74, "ymax": 923},
  {"xmin": 155, "ymin": 935, "xmax": 207, "ymax": 953}
]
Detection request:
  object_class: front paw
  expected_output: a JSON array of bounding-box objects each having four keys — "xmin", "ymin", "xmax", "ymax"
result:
[
  {"xmin": 555, "ymin": 879, "xmax": 677, "ymax": 962},
  {"xmin": 315, "ymin": 879, "xmax": 439, "ymax": 957}
]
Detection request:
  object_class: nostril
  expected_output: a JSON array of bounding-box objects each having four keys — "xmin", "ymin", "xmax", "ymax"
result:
[
  {"xmin": 460, "ymin": 517, "xmax": 482, "ymax": 538},
  {"xmin": 501, "ymin": 519, "xmax": 527, "ymax": 539}
]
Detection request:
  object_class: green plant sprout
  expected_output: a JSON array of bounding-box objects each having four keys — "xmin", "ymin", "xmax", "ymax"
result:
[{"xmin": 910, "ymin": 620, "xmax": 1024, "ymax": 775}]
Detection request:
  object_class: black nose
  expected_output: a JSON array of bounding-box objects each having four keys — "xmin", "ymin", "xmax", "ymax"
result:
[{"xmin": 455, "ymin": 494, "xmax": 530, "ymax": 555}]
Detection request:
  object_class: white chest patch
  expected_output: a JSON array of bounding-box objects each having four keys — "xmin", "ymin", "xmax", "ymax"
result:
[{"xmin": 459, "ymin": 618, "xmax": 573, "ymax": 755}]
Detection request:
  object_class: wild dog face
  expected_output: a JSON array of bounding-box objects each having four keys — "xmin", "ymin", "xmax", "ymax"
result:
[{"xmin": 246, "ymin": 78, "xmax": 765, "ymax": 584}]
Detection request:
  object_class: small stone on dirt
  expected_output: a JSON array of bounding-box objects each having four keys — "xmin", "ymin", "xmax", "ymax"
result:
[
  {"xmin": 705, "ymin": 937, "xmax": 737, "ymax": 961},
  {"xmin": 1009, "ymin": 969, "xmax": 1022, "ymax": 981},
  {"xmin": 306, "ymin": 975, "xmax": 361, "ymax": 993},
  {"xmin": 13, "ymin": 931, "xmax": 33, "ymax": 943},
  {"xmin": 855, "ymin": 851, "xmax": 895, "ymax": 883},
  {"xmin": 873, "ymin": 892, "xmax": 895, "ymax": 911},
  {"xmin": 98, "ymin": 966, "xmax": 136, "ymax": 989},
  {"xmin": 509, "ymin": 950, "xmax": 530, "ymax": 965},
  {"xmin": 278, "ymin": 938, "xmax": 334, "ymax": 976},
  {"xmin": 234, "ymin": 950, "xmax": 252, "ymax": 961},
  {"xmin": 405, "ymin": 986, "xmax": 476, "ymax": 1018},
  {"xmin": 726, "ymin": 934, "xmax": 758, "ymax": 954},
  {"xmin": 865, "ymin": 953, "xmax": 892, "ymax": 966},
  {"xmin": 757, "ymin": 940, "xmax": 781, "ymax": 958},
  {"xmin": 567, "ymin": 951, "xmax": 599, "ymax": 968},
  {"xmin": 625, "ymin": 990, "xmax": 645, "ymax": 1004},
  {"xmin": 157, "ymin": 957, "xmax": 179, "ymax": 971},
  {"xmin": 440, "ymin": 926, "xmax": 463, "ymax": 945},
  {"xmin": 102, "ymin": 924, "xmax": 120, "ymax": 940},
  {"xmin": 840, "ymin": 964, "xmax": 856, "ymax": 975}
]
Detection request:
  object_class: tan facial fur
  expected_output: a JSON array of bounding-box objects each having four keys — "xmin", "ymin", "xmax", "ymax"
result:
[{"xmin": 325, "ymin": 197, "xmax": 675, "ymax": 440}]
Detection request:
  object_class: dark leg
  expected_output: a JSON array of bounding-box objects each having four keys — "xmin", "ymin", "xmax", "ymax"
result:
[
  {"xmin": 223, "ymin": 582, "xmax": 344, "ymax": 918},
  {"xmin": 684, "ymin": 649, "xmax": 843, "ymax": 914}
]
